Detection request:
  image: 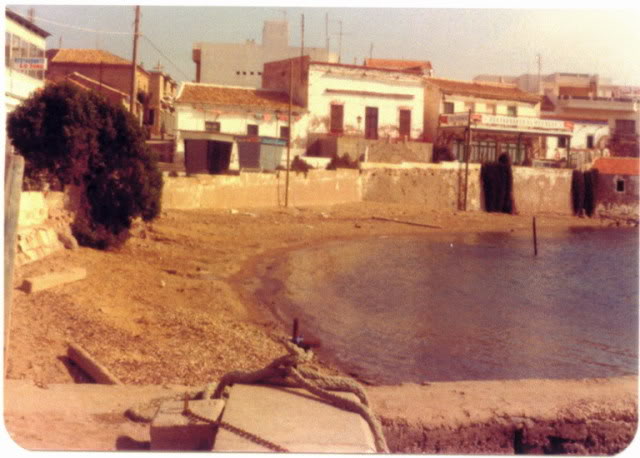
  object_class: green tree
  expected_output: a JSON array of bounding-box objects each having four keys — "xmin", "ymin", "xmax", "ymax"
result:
[{"xmin": 7, "ymin": 82, "xmax": 163, "ymax": 249}]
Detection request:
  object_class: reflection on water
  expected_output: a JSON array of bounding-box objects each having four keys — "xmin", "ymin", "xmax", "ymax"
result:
[{"xmin": 274, "ymin": 227, "xmax": 639, "ymax": 384}]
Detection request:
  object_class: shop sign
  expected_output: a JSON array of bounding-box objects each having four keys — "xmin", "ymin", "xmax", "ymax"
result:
[
  {"xmin": 13, "ymin": 57, "xmax": 47, "ymax": 70},
  {"xmin": 440, "ymin": 112, "xmax": 572, "ymax": 132}
]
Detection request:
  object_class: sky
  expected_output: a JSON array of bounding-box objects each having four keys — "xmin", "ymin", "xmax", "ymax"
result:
[{"xmin": 5, "ymin": 1, "xmax": 640, "ymax": 86}]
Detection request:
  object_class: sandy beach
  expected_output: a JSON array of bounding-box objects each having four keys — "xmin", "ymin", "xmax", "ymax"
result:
[{"xmin": 4, "ymin": 201, "xmax": 637, "ymax": 452}]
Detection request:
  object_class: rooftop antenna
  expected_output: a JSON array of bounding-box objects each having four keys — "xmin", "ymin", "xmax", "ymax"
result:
[
  {"xmin": 537, "ymin": 53, "xmax": 542, "ymax": 94},
  {"xmin": 27, "ymin": 7, "xmax": 35, "ymax": 23},
  {"xmin": 369, "ymin": 42, "xmax": 374, "ymax": 60},
  {"xmin": 325, "ymin": 12, "xmax": 329, "ymax": 54}
]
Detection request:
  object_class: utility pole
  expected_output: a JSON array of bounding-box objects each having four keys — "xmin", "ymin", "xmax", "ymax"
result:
[
  {"xmin": 325, "ymin": 12, "xmax": 329, "ymax": 54},
  {"xmin": 129, "ymin": 5, "xmax": 141, "ymax": 115},
  {"xmin": 300, "ymin": 13, "xmax": 304, "ymax": 75},
  {"xmin": 58, "ymin": 36, "xmax": 62, "ymax": 48},
  {"xmin": 285, "ymin": 59, "xmax": 293, "ymax": 208},
  {"xmin": 338, "ymin": 20, "xmax": 343, "ymax": 64},
  {"xmin": 536, "ymin": 53, "xmax": 542, "ymax": 94},
  {"xmin": 463, "ymin": 108, "xmax": 473, "ymax": 211}
]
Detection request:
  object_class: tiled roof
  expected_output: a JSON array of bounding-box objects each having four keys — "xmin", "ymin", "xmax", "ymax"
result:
[
  {"xmin": 46, "ymin": 48, "xmax": 132, "ymax": 66},
  {"xmin": 66, "ymin": 72, "xmax": 129, "ymax": 97},
  {"xmin": 364, "ymin": 58, "xmax": 432, "ymax": 71},
  {"xmin": 592, "ymin": 157, "xmax": 640, "ymax": 176},
  {"xmin": 176, "ymin": 83, "xmax": 303, "ymax": 110},
  {"xmin": 426, "ymin": 77, "xmax": 541, "ymax": 103}
]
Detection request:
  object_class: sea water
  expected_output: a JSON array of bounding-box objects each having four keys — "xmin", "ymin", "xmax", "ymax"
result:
[{"xmin": 268, "ymin": 227, "xmax": 639, "ymax": 384}]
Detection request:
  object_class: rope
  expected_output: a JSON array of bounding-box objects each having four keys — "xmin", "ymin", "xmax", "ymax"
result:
[{"xmin": 125, "ymin": 338, "xmax": 389, "ymax": 453}]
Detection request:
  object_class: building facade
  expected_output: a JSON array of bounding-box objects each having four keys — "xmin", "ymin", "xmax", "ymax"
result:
[
  {"xmin": 174, "ymin": 82, "xmax": 307, "ymax": 173},
  {"xmin": 262, "ymin": 56, "xmax": 430, "ymax": 163},
  {"xmin": 193, "ymin": 20, "xmax": 337, "ymax": 88},
  {"xmin": 592, "ymin": 157, "xmax": 639, "ymax": 218},
  {"xmin": 147, "ymin": 68, "xmax": 178, "ymax": 138},
  {"xmin": 5, "ymin": 9, "xmax": 49, "ymax": 114},
  {"xmin": 45, "ymin": 48, "xmax": 151, "ymax": 124},
  {"xmin": 425, "ymin": 77, "xmax": 573, "ymax": 165}
]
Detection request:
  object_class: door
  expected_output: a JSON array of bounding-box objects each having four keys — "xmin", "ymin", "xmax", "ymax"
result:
[
  {"xmin": 330, "ymin": 104, "xmax": 344, "ymax": 133},
  {"xmin": 365, "ymin": 107, "xmax": 378, "ymax": 140},
  {"xmin": 399, "ymin": 109, "xmax": 411, "ymax": 140}
]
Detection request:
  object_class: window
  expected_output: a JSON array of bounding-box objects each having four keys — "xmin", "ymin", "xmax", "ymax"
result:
[
  {"xmin": 280, "ymin": 126, "xmax": 290, "ymax": 139},
  {"xmin": 242, "ymin": 71, "xmax": 247, "ymax": 75},
  {"xmin": 247, "ymin": 124, "xmax": 259, "ymax": 136},
  {"xmin": 443, "ymin": 102, "xmax": 455, "ymax": 114},
  {"xmin": 205, "ymin": 121, "xmax": 221, "ymax": 133},
  {"xmin": 485, "ymin": 104, "xmax": 496, "ymax": 114},
  {"xmin": 399, "ymin": 109, "xmax": 411, "ymax": 139},
  {"xmin": 558, "ymin": 137, "xmax": 567, "ymax": 148},
  {"xmin": 507, "ymin": 105, "xmax": 518, "ymax": 117},
  {"xmin": 616, "ymin": 178, "xmax": 625, "ymax": 193},
  {"xmin": 330, "ymin": 104, "xmax": 344, "ymax": 133},
  {"xmin": 586, "ymin": 135, "xmax": 594, "ymax": 149},
  {"xmin": 5, "ymin": 32, "xmax": 45, "ymax": 80},
  {"xmin": 250, "ymin": 71, "xmax": 254, "ymax": 75}
]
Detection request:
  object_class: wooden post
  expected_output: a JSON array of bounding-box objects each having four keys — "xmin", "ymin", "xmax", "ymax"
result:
[
  {"xmin": 463, "ymin": 109, "xmax": 472, "ymax": 211},
  {"xmin": 4, "ymin": 154, "xmax": 24, "ymax": 376},
  {"xmin": 129, "ymin": 5, "xmax": 140, "ymax": 115},
  {"xmin": 285, "ymin": 59, "xmax": 293, "ymax": 208},
  {"xmin": 533, "ymin": 216, "xmax": 538, "ymax": 256}
]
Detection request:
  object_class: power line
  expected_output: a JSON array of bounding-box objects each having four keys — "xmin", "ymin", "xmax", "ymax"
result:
[
  {"xmin": 141, "ymin": 35, "xmax": 191, "ymax": 81},
  {"xmin": 30, "ymin": 15, "xmax": 133, "ymax": 35}
]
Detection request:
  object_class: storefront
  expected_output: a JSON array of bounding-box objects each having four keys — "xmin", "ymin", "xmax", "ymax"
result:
[{"xmin": 437, "ymin": 112, "xmax": 574, "ymax": 165}]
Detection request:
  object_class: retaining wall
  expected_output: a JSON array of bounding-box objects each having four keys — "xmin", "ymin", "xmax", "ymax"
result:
[
  {"xmin": 161, "ymin": 168, "xmax": 362, "ymax": 210},
  {"xmin": 512, "ymin": 166, "xmax": 573, "ymax": 215}
]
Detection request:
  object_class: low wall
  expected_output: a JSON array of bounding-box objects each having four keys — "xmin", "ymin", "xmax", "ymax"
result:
[
  {"xmin": 512, "ymin": 166, "xmax": 573, "ymax": 216},
  {"xmin": 161, "ymin": 168, "xmax": 362, "ymax": 210},
  {"xmin": 361, "ymin": 162, "xmax": 483, "ymax": 212}
]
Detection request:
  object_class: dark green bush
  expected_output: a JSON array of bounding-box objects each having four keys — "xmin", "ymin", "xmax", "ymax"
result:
[
  {"xmin": 326, "ymin": 153, "xmax": 359, "ymax": 170},
  {"xmin": 7, "ymin": 82, "xmax": 163, "ymax": 249}
]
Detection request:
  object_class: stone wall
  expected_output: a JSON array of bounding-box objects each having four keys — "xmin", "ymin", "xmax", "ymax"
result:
[
  {"xmin": 15, "ymin": 190, "xmax": 79, "ymax": 266},
  {"xmin": 512, "ymin": 166, "xmax": 573, "ymax": 215}
]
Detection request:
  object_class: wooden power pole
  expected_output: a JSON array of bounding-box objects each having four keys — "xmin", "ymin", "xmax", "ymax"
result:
[
  {"xmin": 129, "ymin": 5, "xmax": 140, "ymax": 115},
  {"xmin": 285, "ymin": 59, "xmax": 293, "ymax": 208}
]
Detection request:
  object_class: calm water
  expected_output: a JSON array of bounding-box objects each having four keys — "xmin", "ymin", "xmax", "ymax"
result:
[{"xmin": 266, "ymin": 228, "xmax": 639, "ymax": 384}]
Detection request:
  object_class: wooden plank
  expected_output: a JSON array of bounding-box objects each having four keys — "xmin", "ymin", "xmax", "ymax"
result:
[
  {"xmin": 370, "ymin": 216, "xmax": 442, "ymax": 229},
  {"xmin": 67, "ymin": 342, "xmax": 123, "ymax": 385}
]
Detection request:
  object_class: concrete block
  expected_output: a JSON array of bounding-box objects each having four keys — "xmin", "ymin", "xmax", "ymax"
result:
[
  {"xmin": 22, "ymin": 267, "xmax": 87, "ymax": 293},
  {"xmin": 214, "ymin": 384, "xmax": 377, "ymax": 453},
  {"xmin": 150, "ymin": 399, "xmax": 225, "ymax": 451}
]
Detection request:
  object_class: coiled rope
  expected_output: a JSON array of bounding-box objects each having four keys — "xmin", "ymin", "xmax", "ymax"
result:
[{"xmin": 126, "ymin": 338, "xmax": 389, "ymax": 453}]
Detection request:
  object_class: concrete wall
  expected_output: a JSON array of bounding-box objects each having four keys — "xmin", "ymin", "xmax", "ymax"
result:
[
  {"xmin": 361, "ymin": 162, "xmax": 483, "ymax": 212},
  {"xmin": 161, "ymin": 168, "xmax": 362, "ymax": 210},
  {"xmin": 512, "ymin": 166, "xmax": 573, "ymax": 215},
  {"xmin": 595, "ymin": 174, "xmax": 640, "ymax": 218}
]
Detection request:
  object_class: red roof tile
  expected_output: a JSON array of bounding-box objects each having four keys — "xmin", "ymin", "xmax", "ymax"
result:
[
  {"xmin": 46, "ymin": 48, "xmax": 132, "ymax": 66},
  {"xmin": 426, "ymin": 77, "xmax": 541, "ymax": 104},
  {"xmin": 177, "ymin": 83, "xmax": 303, "ymax": 110},
  {"xmin": 364, "ymin": 58, "xmax": 432, "ymax": 71},
  {"xmin": 592, "ymin": 157, "xmax": 640, "ymax": 176}
]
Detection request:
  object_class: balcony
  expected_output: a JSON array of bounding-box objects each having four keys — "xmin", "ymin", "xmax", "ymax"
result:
[{"xmin": 557, "ymin": 95, "xmax": 638, "ymax": 112}]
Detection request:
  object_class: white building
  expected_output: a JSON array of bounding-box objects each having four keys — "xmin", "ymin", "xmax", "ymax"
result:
[
  {"xmin": 5, "ymin": 9, "xmax": 50, "ymax": 115},
  {"xmin": 193, "ymin": 20, "xmax": 337, "ymax": 88},
  {"xmin": 174, "ymin": 82, "xmax": 307, "ymax": 173},
  {"xmin": 262, "ymin": 56, "xmax": 430, "ymax": 163}
]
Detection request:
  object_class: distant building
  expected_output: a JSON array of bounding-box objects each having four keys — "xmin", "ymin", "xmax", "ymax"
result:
[
  {"xmin": 174, "ymin": 82, "xmax": 307, "ymax": 173},
  {"xmin": 425, "ymin": 77, "xmax": 573, "ymax": 165},
  {"xmin": 475, "ymin": 72, "xmax": 640, "ymax": 160},
  {"xmin": 148, "ymin": 67, "xmax": 178, "ymax": 138},
  {"xmin": 193, "ymin": 20, "xmax": 338, "ymax": 88},
  {"xmin": 5, "ymin": 9, "xmax": 50, "ymax": 114},
  {"xmin": 592, "ymin": 157, "xmax": 639, "ymax": 219},
  {"xmin": 262, "ymin": 57, "xmax": 430, "ymax": 163},
  {"xmin": 364, "ymin": 58, "xmax": 433, "ymax": 77}
]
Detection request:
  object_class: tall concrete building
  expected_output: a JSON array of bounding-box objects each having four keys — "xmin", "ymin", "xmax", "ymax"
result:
[{"xmin": 192, "ymin": 20, "xmax": 338, "ymax": 88}]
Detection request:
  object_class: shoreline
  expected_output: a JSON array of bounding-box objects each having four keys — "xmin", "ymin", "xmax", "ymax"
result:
[{"xmin": 5, "ymin": 202, "xmax": 638, "ymax": 452}]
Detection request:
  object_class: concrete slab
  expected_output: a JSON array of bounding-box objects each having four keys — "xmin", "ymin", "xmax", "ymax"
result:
[
  {"xmin": 150, "ymin": 399, "xmax": 225, "ymax": 451},
  {"xmin": 22, "ymin": 267, "xmax": 87, "ymax": 293},
  {"xmin": 213, "ymin": 384, "xmax": 377, "ymax": 453}
]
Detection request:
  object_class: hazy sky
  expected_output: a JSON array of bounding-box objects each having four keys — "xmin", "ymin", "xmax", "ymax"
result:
[{"xmin": 7, "ymin": 1, "xmax": 640, "ymax": 86}]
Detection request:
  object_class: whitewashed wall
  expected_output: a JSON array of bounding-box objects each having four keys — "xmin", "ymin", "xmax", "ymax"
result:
[{"xmin": 307, "ymin": 65, "xmax": 425, "ymax": 140}]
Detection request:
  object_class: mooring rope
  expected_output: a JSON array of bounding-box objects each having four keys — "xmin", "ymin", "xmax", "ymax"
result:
[{"xmin": 126, "ymin": 338, "xmax": 389, "ymax": 453}]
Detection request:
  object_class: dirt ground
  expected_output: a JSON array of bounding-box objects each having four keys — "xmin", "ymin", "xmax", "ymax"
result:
[{"xmin": 4, "ymin": 201, "xmax": 637, "ymax": 452}]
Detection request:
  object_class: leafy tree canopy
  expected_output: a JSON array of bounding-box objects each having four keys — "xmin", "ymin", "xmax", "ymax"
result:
[{"xmin": 7, "ymin": 82, "xmax": 163, "ymax": 249}]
